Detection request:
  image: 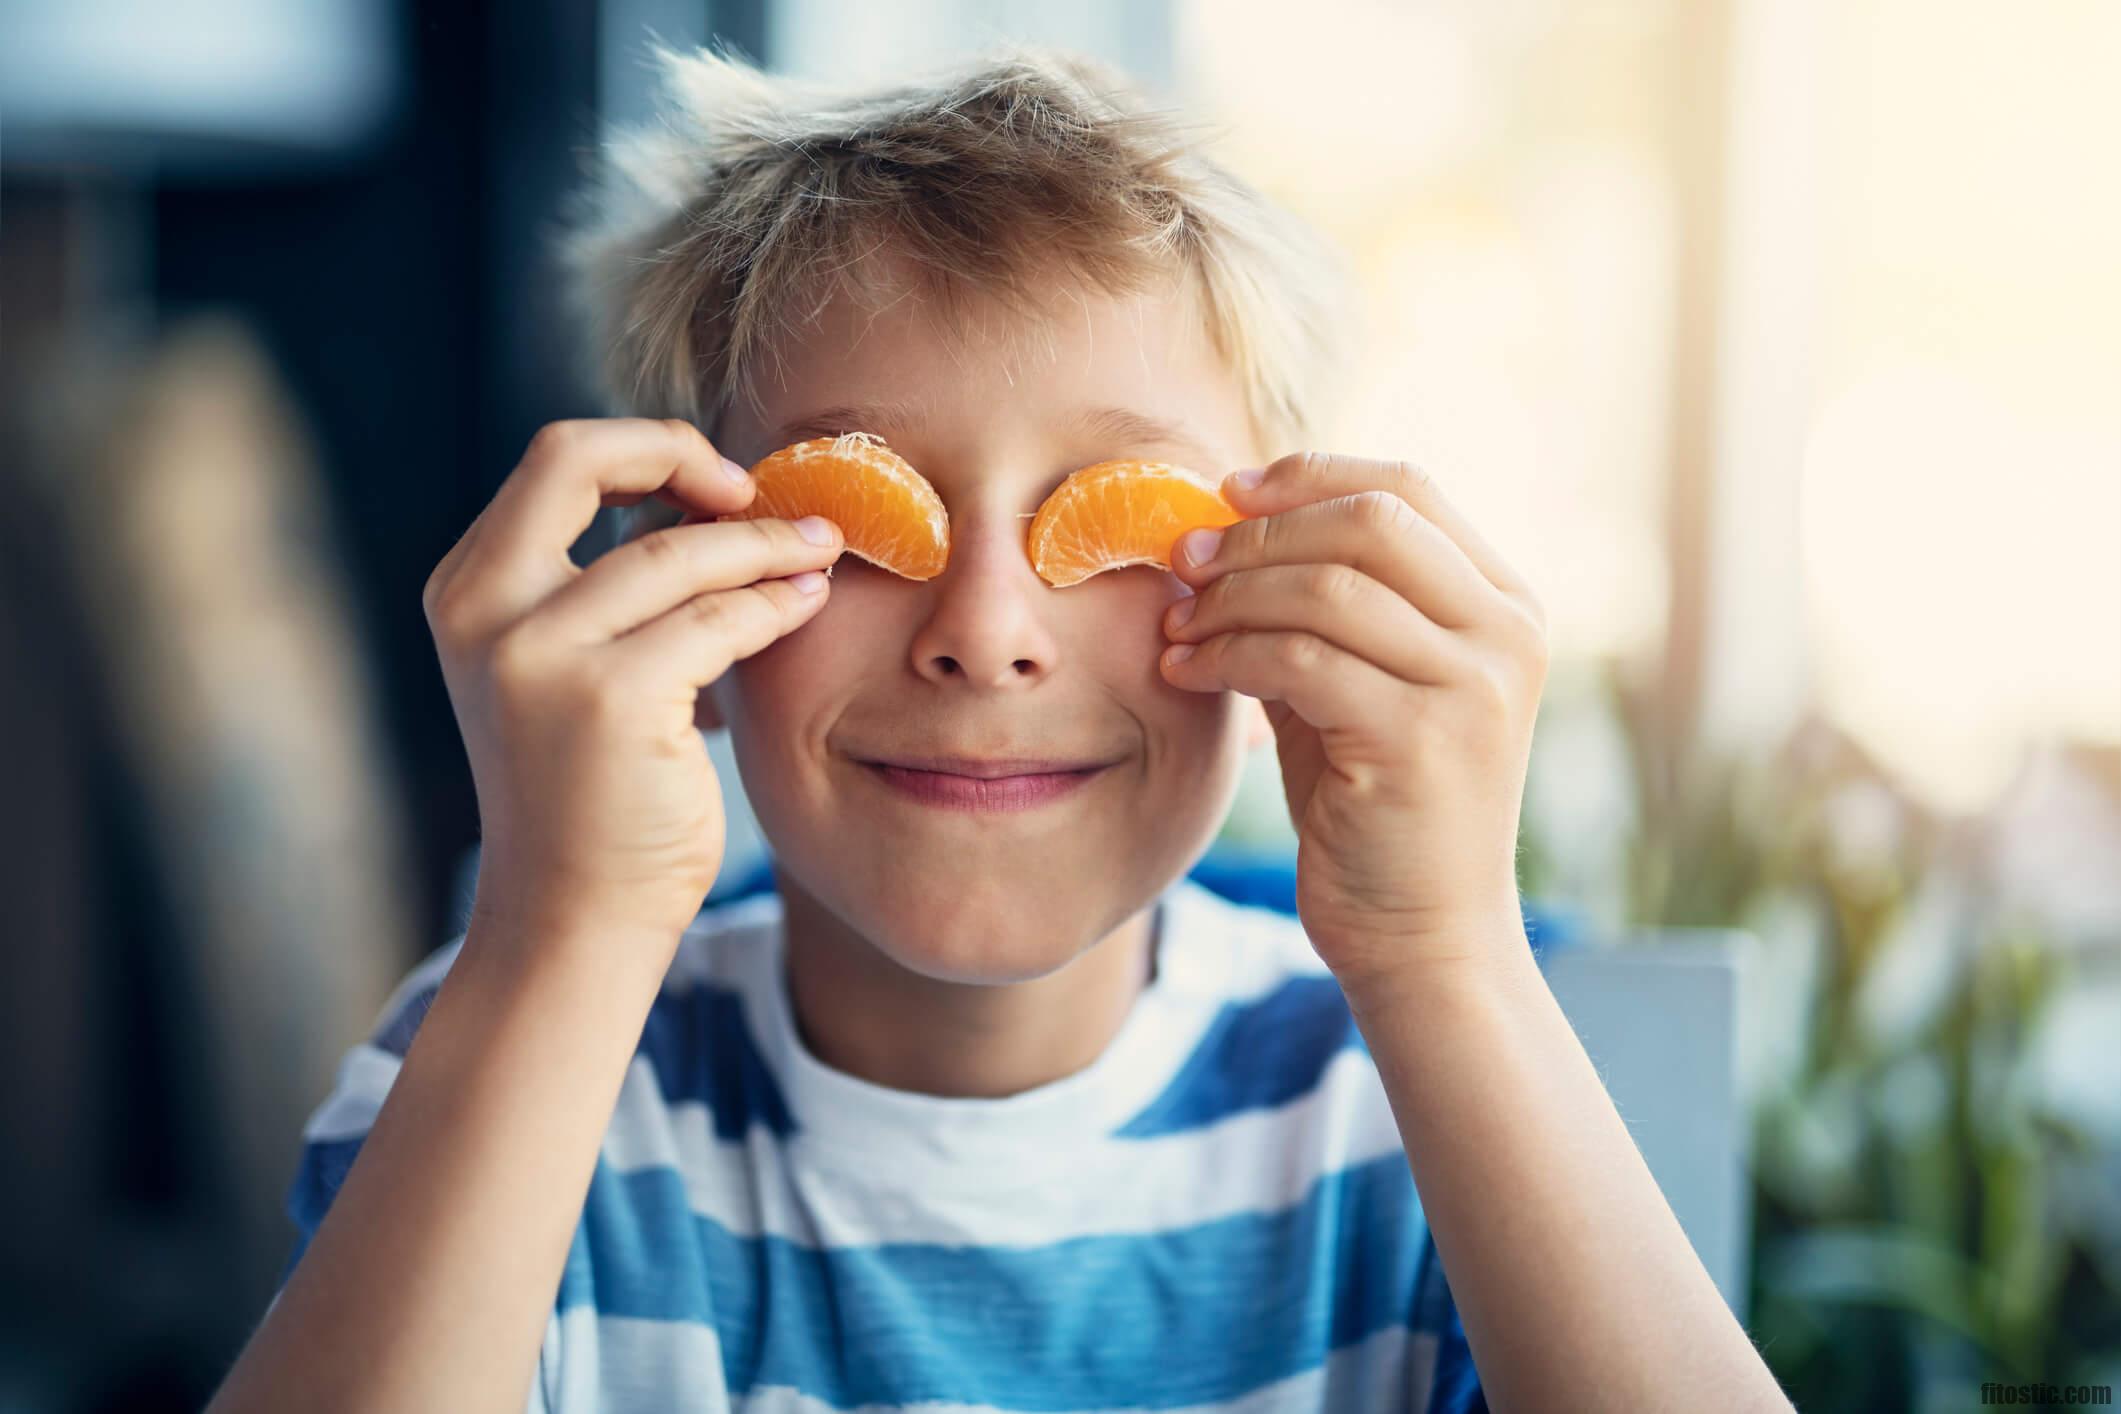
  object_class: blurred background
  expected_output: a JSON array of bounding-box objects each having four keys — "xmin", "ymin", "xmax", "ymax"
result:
[{"xmin": 2, "ymin": 1, "xmax": 2116, "ymax": 1410}]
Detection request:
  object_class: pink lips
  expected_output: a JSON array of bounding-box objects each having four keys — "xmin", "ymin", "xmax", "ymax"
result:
[{"xmin": 861, "ymin": 761, "xmax": 1110, "ymax": 812}]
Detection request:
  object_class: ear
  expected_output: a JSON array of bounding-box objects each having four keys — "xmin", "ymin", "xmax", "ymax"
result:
[{"xmin": 1242, "ymin": 695, "xmax": 1273, "ymax": 752}]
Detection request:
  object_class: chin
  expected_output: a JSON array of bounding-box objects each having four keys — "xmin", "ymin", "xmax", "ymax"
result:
[{"xmin": 859, "ymin": 873, "xmax": 1121, "ymax": 985}]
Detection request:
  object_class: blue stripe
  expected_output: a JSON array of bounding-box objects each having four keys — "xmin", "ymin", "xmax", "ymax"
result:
[
  {"xmin": 557, "ymin": 1150, "xmax": 1428, "ymax": 1410},
  {"xmin": 279, "ymin": 1140, "xmax": 1460, "ymax": 1410},
  {"xmin": 371, "ymin": 982, "xmax": 439, "ymax": 1056},
  {"xmin": 1415, "ymin": 1236, "xmax": 1488, "ymax": 1414},
  {"xmin": 634, "ymin": 983, "xmax": 796, "ymax": 1139},
  {"xmin": 1114, "ymin": 973, "xmax": 1365, "ymax": 1138},
  {"xmin": 280, "ymin": 1133, "xmax": 364, "ymax": 1286},
  {"xmin": 1425, "ymin": 1309, "xmax": 1488, "ymax": 1414},
  {"xmin": 371, "ymin": 978, "xmax": 795, "ymax": 1140}
]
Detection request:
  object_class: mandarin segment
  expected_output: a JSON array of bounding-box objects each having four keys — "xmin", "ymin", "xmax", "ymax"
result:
[
  {"xmin": 1026, "ymin": 460, "xmax": 1247, "ymax": 587},
  {"xmin": 722, "ymin": 432, "xmax": 950, "ymax": 581}
]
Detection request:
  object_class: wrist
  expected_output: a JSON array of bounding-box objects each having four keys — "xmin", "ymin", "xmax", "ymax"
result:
[
  {"xmin": 463, "ymin": 885, "xmax": 683, "ymax": 991},
  {"xmin": 1330, "ymin": 912, "xmax": 1545, "ymax": 1027}
]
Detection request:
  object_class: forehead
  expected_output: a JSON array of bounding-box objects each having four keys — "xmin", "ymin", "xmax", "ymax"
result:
[{"xmin": 720, "ymin": 263, "xmax": 1258, "ymax": 471}]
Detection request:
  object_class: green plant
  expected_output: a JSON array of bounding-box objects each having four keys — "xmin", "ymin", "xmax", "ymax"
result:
[{"xmin": 1527, "ymin": 660, "xmax": 2121, "ymax": 1413}]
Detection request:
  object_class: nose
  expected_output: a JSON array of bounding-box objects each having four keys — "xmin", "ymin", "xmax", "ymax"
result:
[{"xmin": 904, "ymin": 511, "xmax": 1061, "ymax": 689}]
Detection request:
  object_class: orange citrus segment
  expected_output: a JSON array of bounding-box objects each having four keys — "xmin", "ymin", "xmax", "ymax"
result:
[
  {"xmin": 1026, "ymin": 460, "xmax": 1247, "ymax": 588},
  {"xmin": 722, "ymin": 433, "xmax": 950, "ymax": 581}
]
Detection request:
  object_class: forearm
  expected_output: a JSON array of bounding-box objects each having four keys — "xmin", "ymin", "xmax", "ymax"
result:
[
  {"xmin": 209, "ymin": 908, "xmax": 674, "ymax": 1414},
  {"xmin": 1343, "ymin": 929, "xmax": 1792, "ymax": 1414}
]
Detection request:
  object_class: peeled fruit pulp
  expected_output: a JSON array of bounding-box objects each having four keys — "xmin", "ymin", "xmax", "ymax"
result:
[
  {"xmin": 1026, "ymin": 460, "xmax": 1247, "ymax": 587},
  {"xmin": 721, "ymin": 432, "xmax": 950, "ymax": 581},
  {"xmin": 719, "ymin": 438, "xmax": 1245, "ymax": 588}
]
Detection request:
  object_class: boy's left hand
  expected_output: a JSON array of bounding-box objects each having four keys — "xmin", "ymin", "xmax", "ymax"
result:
[{"xmin": 1160, "ymin": 452, "xmax": 1549, "ymax": 991}]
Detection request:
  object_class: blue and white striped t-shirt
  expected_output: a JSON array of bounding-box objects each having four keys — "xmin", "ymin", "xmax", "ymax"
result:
[{"xmin": 282, "ymin": 876, "xmax": 1487, "ymax": 1412}]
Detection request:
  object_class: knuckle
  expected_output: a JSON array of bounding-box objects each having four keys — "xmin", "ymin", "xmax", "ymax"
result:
[
  {"xmin": 425, "ymin": 601, "xmax": 464, "ymax": 649},
  {"xmin": 1389, "ymin": 458, "xmax": 1435, "ymax": 497},
  {"xmin": 578, "ymin": 670, "xmax": 637, "ymax": 726},
  {"xmin": 733, "ymin": 581, "xmax": 798, "ymax": 633},
  {"xmin": 1522, "ymin": 604, "xmax": 1552, "ymax": 660},
  {"xmin": 1277, "ymin": 632, "xmax": 1323, "ymax": 671},
  {"xmin": 423, "ymin": 581, "xmax": 474, "ymax": 645},
  {"xmin": 525, "ymin": 419, "xmax": 582, "ymax": 464},
  {"xmin": 1353, "ymin": 489, "xmax": 1415, "ymax": 534},
  {"xmin": 1309, "ymin": 563, "xmax": 1366, "ymax": 613},
  {"xmin": 1472, "ymin": 656, "xmax": 1517, "ymax": 712},
  {"xmin": 1291, "ymin": 450, "xmax": 1333, "ymax": 484},
  {"xmin": 661, "ymin": 417, "xmax": 709, "ymax": 454},
  {"xmin": 420, "ymin": 569, "xmax": 448, "ymax": 622},
  {"xmin": 1521, "ymin": 588, "xmax": 1550, "ymax": 636},
  {"xmin": 485, "ymin": 624, "xmax": 547, "ymax": 687},
  {"xmin": 1522, "ymin": 620, "xmax": 1551, "ymax": 683},
  {"xmin": 1498, "ymin": 591, "xmax": 1549, "ymax": 658},
  {"xmin": 683, "ymin": 590, "xmax": 730, "ymax": 629},
  {"xmin": 636, "ymin": 527, "xmax": 688, "ymax": 569},
  {"xmin": 762, "ymin": 577, "xmax": 816, "ymax": 613},
  {"xmin": 1251, "ymin": 511, "xmax": 1289, "ymax": 561}
]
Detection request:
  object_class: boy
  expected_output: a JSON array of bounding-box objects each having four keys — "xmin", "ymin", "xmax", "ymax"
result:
[{"xmin": 210, "ymin": 45, "xmax": 1792, "ymax": 1414}]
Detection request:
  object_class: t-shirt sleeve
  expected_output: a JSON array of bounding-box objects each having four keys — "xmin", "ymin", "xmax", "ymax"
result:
[
  {"xmin": 274, "ymin": 935, "xmax": 561, "ymax": 1414},
  {"xmin": 1411, "ymin": 1230, "xmax": 1488, "ymax": 1414}
]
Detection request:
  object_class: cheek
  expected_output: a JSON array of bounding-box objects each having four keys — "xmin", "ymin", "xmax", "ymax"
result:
[
  {"xmin": 1073, "ymin": 574, "xmax": 1215, "ymax": 703},
  {"xmin": 1087, "ymin": 569, "xmax": 1196, "ymax": 643},
  {"xmin": 732, "ymin": 624, "xmax": 838, "ymax": 706},
  {"xmin": 704, "ymin": 602, "xmax": 859, "ymax": 741}
]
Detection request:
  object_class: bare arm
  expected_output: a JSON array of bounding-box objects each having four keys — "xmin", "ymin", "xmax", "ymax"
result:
[
  {"xmin": 1151, "ymin": 452, "xmax": 1788, "ymax": 1409},
  {"xmin": 1345, "ymin": 939, "xmax": 1794, "ymax": 1414},
  {"xmin": 209, "ymin": 417, "xmax": 843, "ymax": 1411},
  {"xmin": 208, "ymin": 905, "xmax": 672, "ymax": 1414}
]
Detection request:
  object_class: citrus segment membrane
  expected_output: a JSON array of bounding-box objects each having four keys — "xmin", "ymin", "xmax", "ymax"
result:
[
  {"xmin": 723, "ymin": 432, "xmax": 950, "ymax": 581},
  {"xmin": 1025, "ymin": 460, "xmax": 1247, "ymax": 588}
]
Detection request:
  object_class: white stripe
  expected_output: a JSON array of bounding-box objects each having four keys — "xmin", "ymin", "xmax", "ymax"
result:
[
  {"xmin": 1402, "ymin": 1330, "xmax": 1440, "ymax": 1414},
  {"xmin": 296, "ymin": 932, "xmax": 468, "ymax": 1140},
  {"xmin": 302, "ymin": 1042, "xmax": 402, "ymax": 1140},
  {"xmin": 664, "ymin": 882, "xmax": 1325, "ymax": 1012},
  {"xmin": 550, "ymin": 1307, "xmax": 1417, "ymax": 1414},
  {"xmin": 379, "ymin": 932, "xmax": 469, "ymax": 1020},
  {"xmin": 598, "ymin": 1043, "xmax": 1407, "ymax": 1248},
  {"xmin": 298, "ymin": 943, "xmax": 1407, "ymax": 1249},
  {"xmin": 662, "ymin": 893, "xmax": 782, "ymax": 991}
]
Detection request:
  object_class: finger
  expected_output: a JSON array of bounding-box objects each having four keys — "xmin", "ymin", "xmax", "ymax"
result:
[
  {"xmin": 600, "ymin": 570, "xmax": 832, "ymax": 690},
  {"xmin": 1222, "ymin": 452, "xmax": 1535, "ymax": 602},
  {"xmin": 450, "ymin": 418, "xmax": 754, "ymax": 635},
  {"xmin": 423, "ymin": 509, "xmax": 489, "ymax": 610},
  {"xmin": 1160, "ymin": 626, "xmax": 1414, "ymax": 740},
  {"xmin": 1163, "ymin": 562, "xmax": 1470, "ymax": 686},
  {"xmin": 1174, "ymin": 489, "xmax": 1494, "ymax": 630},
  {"xmin": 603, "ymin": 486, "xmax": 700, "ymax": 510},
  {"xmin": 535, "ymin": 514, "xmax": 843, "ymax": 644}
]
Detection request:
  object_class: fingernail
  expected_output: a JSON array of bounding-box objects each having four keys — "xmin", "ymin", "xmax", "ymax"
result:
[
  {"xmin": 1229, "ymin": 467, "xmax": 1265, "ymax": 491},
  {"xmin": 722, "ymin": 457, "xmax": 750, "ymax": 484},
  {"xmin": 1167, "ymin": 596, "xmax": 1196, "ymax": 630},
  {"xmin": 1165, "ymin": 643, "xmax": 1196, "ymax": 665},
  {"xmin": 789, "ymin": 570, "xmax": 829, "ymax": 594},
  {"xmin": 795, "ymin": 516, "xmax": 836, "ymax": 545},
  {"xmin": 1180, "ymin": 527, "xmax": 1223, "ymax": 566}
]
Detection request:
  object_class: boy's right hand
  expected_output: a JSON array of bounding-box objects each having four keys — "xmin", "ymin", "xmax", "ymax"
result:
[{"xmin": 422, "ymin": 418, "xmax": 842, "ymax": 953}]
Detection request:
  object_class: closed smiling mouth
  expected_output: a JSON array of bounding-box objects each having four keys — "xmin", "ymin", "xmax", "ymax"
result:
[{"xmin": 853, "ymin": 753, "xmax": 1118, "ymax": 780}]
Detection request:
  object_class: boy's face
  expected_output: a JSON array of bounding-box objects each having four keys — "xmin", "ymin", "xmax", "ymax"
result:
[{"xmin": 655, "ymin": 269, "xmax": 1272, "ymax": 983}]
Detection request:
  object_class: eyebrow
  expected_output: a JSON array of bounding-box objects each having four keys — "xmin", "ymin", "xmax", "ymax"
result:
[{"xmin": 764, "ymin": 401, "xmax": 1219, "ymax": 469}]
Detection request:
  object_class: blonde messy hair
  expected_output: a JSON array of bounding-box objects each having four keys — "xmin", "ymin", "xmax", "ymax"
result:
[{"xmin": 560, "ymin": 42, "xmax": 1352, "ymax": 466}]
